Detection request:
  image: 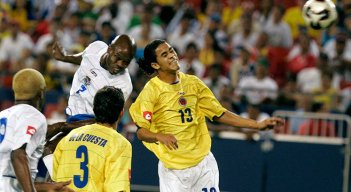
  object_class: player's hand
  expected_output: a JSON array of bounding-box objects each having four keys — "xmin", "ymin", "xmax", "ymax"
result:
[
  {"xmin": 52, "ymin": 41, "xmax": 66, "ymax": 61},
  {"xmin": 51, "ymin": 180, "xmax": 75, "ymax": 192},
  {"xmin": 257, "ymin": 117, "xmax": 284, "ymax": 131},
  {"xmin": 35, "ymin": 180, "xmax": 75, "ymax": 192},
  {"xmin": 156, "ymin": 133, "xmax": 178, "ymax": 150}
]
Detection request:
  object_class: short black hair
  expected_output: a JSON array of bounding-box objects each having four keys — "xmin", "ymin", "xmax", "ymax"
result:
[
  {"xmin": 137, "ymin": 39, "xmax": 166, "ymax": 76},
  {"xmin": 93, "ymin": 86, "xmax": 125, "ymax": 124}
]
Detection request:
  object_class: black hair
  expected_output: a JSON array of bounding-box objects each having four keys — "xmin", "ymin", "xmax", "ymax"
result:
[
  {"xmin": 185, "ymin": 42, "xmax": 198, "ymax": 51},
  {"xmin": 93, "ymin": 86, "xmax": 125, "ymax": 124},
  {"xmin": 136, "ymin": 39, "xmax": 166, "ymax": 76}
]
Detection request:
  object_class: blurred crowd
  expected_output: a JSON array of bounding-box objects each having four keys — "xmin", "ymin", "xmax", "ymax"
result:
[{"xmin": 0, "ymin": 0, "xmax": 351, "ymax": 136}]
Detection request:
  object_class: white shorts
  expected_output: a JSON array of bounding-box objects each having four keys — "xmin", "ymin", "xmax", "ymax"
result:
[
  {"xmin": 0, "ymin": 176, "xmax": 22, "ymax": 192},
  {"xmin": 158, "ymin": 152, "xmax": 220, "ymax": 192}
]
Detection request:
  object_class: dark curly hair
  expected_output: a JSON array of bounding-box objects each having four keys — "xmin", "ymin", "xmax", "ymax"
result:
[
  {"xmin": 137, "ymin": 39, "xmax": 166, "ymax": 76},
  {"xmin": 93, "ymin": 86, "xmax": 125, "ymax": 124}
]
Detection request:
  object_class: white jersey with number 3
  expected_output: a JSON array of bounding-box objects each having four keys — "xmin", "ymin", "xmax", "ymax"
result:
[
  {"xmin": 67, "ymin": 41, "xmax": 133, "ymax": 116},
  {"xmin": 0, "ymin": 104, "xmax": 47, "ymax": 192}
]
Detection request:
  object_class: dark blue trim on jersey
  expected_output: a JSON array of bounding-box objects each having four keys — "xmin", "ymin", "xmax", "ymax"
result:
[
  {"xmin": 67, "ymin": 114, "xmax": 95, "ymax": 123},
  {"xmin": 2, "ymin": 175, "xmax": 16, "ymax": 179}
]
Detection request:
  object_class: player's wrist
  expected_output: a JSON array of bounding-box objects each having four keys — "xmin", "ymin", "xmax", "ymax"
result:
[
  {"xmin": 254, "ymin": 121, "xmax": 261, "ymax": 130},
  {"xmin": 154, "ymin": 133, "xmax": 160, "ymax": 142}
]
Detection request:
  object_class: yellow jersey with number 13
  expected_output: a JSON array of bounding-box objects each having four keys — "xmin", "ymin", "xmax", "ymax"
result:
[{"xmin": 129, "ymin": 72, "xmax": 226, "ymax": 169}]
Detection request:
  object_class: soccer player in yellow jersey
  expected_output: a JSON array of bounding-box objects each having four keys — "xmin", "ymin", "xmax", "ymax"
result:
[
  {"xmin": 53, "ymin": 86, "xmax": 132, "ymax": 192},
  {"xmin": 129, "ymin": 39, "xmax": 284, "ymax": 191}
]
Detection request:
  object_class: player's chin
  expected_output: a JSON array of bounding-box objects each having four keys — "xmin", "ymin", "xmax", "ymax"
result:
[{"xmin": 109, "ymin": 70, "xmax": 120, "ymax": 75}]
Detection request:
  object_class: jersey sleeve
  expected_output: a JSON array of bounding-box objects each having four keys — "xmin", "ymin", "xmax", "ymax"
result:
[
  {"xmin": 196, "ymin": 78, "xmax": 226, "ymax": 121},
  {"xmin": 12, "ymin": 110, "xmax": 47, "ymax": 151},
  {"xmin": 129, "ymin": 83, "xmax": 156, "ymax": 129},
  {"xmin": 104, "ymin": 139, "xmax": 132, "ymax": 191},
  {"xmin": 83, "ymin": 41, "xmax": 107, "ymax": 55}
]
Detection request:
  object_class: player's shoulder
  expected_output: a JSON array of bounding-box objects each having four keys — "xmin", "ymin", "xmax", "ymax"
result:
[
  {"xmin": 179, "ymin": 72, "xmax": 202, "ymax": 85},
  {"xmin": 14, "ymin": 104, "xmax": 45, "ymax": 119},
  {"xmin": 109, "ymin": 131, "xmax": 131, "ymax": 148},
  {"xmin": 180, "ymin": 72, "xmax": 200, "ymax": 80},
  {"xmin": 144, "ymin": 77, "xmax": 160, "ymax": 91},
  {"xmin": 85, "ymin": 41, "xmax": 108, "ymax": 54}
]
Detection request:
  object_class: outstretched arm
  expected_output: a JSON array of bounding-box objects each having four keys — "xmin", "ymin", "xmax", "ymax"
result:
[
  {"xmin": 45, "ymin": 119, "xmax": 96, "ymax": 154},
  {"xmin": 214, "ymin": 110, "xmax": 284, "ymax": 130},
  {"xmin": 46, "ymin": 119, "xmax": 95, "ymax": 140},
  {"xmin": 52, "ymin": 41, "xmax": 82, "ymax": 65}
]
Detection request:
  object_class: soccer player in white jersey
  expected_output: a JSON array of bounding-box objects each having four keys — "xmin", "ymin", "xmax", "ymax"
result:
[
  {"xmin": 129, "ymin": 40, "xmax": 284, "ymax": 191},
  {"xmin": 45, "ymin": 34, "xmax": 136, "ymax": 149},
  {"xmin": 0, "ymin": 68, "xmax": 73, "ymax": 192},
  {"xmin": 52, "ymin": 34, "xmax": 136, "ymax": 122}
]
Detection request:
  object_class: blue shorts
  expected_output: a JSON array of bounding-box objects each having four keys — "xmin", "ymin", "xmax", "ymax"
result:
[{"xmin": 66, "ymin": 114, "xmax": 95, "ymax": 123}]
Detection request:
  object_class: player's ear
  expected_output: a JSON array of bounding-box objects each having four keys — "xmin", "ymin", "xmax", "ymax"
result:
[
  {"xmin": 119, "ymin": 109, "xmax": 124, "ymax": 119},
  {"xmin": 151, "ymin": 62, "xmax": 160, "ymax": 70},
  {"xmin": 107, "ymin": 45, "xmax": 114, "ymax": 54}
]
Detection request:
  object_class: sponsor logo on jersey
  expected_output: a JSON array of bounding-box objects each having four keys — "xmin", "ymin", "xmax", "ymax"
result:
[
  {"xmin": 143, "ymin": 111, "xmax": 152, "ymax": 121},
  {"xmin": 178, "ymin": 97, "xmax": 187, "ymax": 107},
  {"xmin": 26, "ymin": 126, "xmax": 36, "ymax": 136},
  {"xmin": 178, "ymin": 91, "xmax": 185, "ymax": 95}
]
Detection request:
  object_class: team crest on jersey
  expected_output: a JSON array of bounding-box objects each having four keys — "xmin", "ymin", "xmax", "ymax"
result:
[
  {"xmin": 83, "ymin": 76, "xmax": 91, "ymax": 86},
  {"xmin": 178, "ymin": 97, "xmax": 187, "ymax": 107},
  {"xmin": 26, "ymin": 126, "xmax": 36, "ymax": 136},
  {"xmin": 143, "ymin": 111, "xmax": 152, "ymax": 121}
]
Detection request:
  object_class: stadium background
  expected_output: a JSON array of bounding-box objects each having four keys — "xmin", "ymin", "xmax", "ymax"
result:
[{"xmin": 0, "ymin": 0, "xmax": 350, "ymax": 191}]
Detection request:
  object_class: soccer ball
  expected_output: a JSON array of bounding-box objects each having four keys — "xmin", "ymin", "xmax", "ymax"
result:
[{"xmin": 302, "ymin": 0, "xmax": 337, "ymax": 30}]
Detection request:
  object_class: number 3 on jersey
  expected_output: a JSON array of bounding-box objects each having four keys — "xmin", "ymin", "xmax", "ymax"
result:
[
  {"xmin": 178, "ymin": 108, "xmax": 193, "ymax": 123},
  {"xmin": 74, "ymin": 145, "xmax": 89, "ymax": 188}
]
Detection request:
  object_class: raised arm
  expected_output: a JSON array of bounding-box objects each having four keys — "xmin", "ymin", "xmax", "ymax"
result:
[
  {"xmin": 214, "ymin": 110, "xmax": 284, "ymax": 130},
  {"xmin": 52, "ymin": 41, "xmax": 82, "ymax": 65}
]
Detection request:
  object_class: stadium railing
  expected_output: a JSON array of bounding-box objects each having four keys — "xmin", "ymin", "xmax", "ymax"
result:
[{"xmin": 272, "ymin": 110, "xmax": 351, "ymax": 192}]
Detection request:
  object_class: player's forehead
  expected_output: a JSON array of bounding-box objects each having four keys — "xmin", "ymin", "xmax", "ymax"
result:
[
  {"xmin": 114, "ymin": 45, "xmax": 133, "ymax": 59},
  {"xmin": 155, "ymin": 43, "xmax": 172, "ymax": 56}
]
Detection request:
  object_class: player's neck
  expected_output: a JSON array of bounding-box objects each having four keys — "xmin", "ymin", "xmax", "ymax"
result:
[
  {"xmin": 157, "ymin": 71, "xmax": 179, "ymax": 84},
  {"xmin": 100, "ymin": 54, "xmax": 108, "ymax": 70},
  {"xmin": 15, "ymin": 99, "xmax": 37, "ymax": 109},
  {"xmin": 97, "ymin": 122, "xmax": 118, "ymax": 130}
]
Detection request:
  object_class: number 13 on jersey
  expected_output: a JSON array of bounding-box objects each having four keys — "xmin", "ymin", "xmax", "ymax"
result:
[{"xmin": 178, "ymin": 108, "xmax": 193, "ymax": 123}]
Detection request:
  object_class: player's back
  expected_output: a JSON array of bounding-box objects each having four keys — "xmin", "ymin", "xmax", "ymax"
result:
[
  {"xmin": 0, "ymin": 104, "xmax": 47, "ymax": 192},
  {"xmin": 53, "ymin": 123, "xmax": 132, "ymax": 192}
]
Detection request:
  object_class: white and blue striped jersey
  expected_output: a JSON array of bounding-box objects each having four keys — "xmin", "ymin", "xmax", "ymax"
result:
[
  {"xmin": 67, "ymin": 41, "xmax": 133, "ymax": 116},
  {"xmin": 0, "ymin": 104, "xmax": 47, "ymax": 192}
]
